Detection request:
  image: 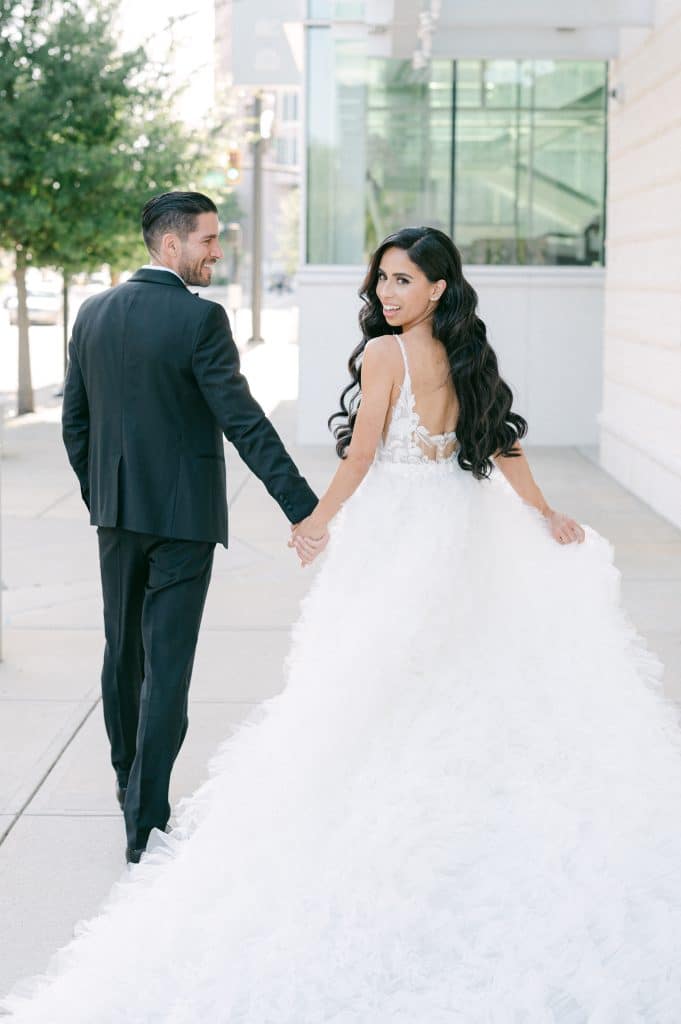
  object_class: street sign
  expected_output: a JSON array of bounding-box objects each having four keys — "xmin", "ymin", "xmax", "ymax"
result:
[{"xmin": 231, "ymin": 0, "xmax": 304, "ymax": 87}]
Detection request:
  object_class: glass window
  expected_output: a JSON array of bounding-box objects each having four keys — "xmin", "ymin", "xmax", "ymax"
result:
[
  {"xmin": 281, "ymin": 90, "xmax": 300, "ymax": 122},
  {"xmin": 306, "ymin": 29, "xmax": 367, "ymax": 263},
  {"xmin": 453, "ymin": 106, "xmax": 530, "ymax": 264},
  {"xmin": 307, "ymin": 1, "xmax": 365, "ymax": 18},
  {"xmin": 454, "ymin": 60, "xmax": 606, "ymax": 265},
  {"xmin": 307, "ymin": 28, "xmax": 453, "ymax": 264},
  {"xmin": 275, "ymin": 134, "xmax": 300, "ymax": 167},
  {"xmin": 364, "ymin": 59, "xmax": 454, "ymax": 254},
  {"xmin": 305, "ymin": 38, "xmax": 607, "ymax": 266}
]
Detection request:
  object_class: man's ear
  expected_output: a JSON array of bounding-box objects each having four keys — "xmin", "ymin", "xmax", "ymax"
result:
[{"xmin": 161, "ymin": 232, "xmax": 178, "ymax": 256}]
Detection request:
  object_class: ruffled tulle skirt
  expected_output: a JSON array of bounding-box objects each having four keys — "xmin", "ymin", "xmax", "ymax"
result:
[{"xmin": 4, "ymin": 460, "xmax": 681, "ymax": 1022}]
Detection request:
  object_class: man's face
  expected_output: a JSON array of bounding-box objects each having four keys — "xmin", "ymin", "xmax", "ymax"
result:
[{"xmin": 176, "ymin": 212, "xmax": 223, "ymax": 287}]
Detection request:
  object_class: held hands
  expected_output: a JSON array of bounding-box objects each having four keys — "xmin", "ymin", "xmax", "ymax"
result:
[
  {"xmin": 546, "ymin": 509, "xmax": 585, "ymax": 545},
  {"xmin": 288, "ymin": 514, "xmax": 330, "ymax": 567}
]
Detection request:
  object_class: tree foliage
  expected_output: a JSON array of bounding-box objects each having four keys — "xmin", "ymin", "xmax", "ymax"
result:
[{"xmin": 0, "ymin": 0, "xmax": 210, "ymax": 411}]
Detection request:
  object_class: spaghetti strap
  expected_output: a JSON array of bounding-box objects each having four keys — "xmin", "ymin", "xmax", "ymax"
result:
[
  {"xmin": 392, "ymin": 334, "xmax": 410, "ymax": 386},
  {"xmin": 382, "ymin": 333, "xmax": 459, "ymax": 464}
]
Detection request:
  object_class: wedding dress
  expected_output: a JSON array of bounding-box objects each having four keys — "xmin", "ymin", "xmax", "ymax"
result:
[{"xmin": 4, "ymin": 336, "xmax": 681, "ymax": 1022}]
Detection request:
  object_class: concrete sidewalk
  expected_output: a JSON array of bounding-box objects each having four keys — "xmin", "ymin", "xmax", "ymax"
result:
[{"xmin": 1, "ymin": 375, "xmax": 681, "ymax": 997}]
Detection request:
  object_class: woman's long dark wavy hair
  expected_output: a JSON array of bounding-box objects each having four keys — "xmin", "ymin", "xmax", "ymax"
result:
[{"xmin": 328, "ymin": 226, "xmax": 528, "ymax": 479}]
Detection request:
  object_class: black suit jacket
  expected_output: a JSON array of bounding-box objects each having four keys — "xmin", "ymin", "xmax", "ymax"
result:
[{"xmin": 62, "ymin": 268, "xmax": 317, "ymax": 545}]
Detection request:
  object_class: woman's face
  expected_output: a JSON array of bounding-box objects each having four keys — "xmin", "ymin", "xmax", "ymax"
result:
[{"xmin": 375, "ymin": 246, "xmax": 445, "ymax": 332}]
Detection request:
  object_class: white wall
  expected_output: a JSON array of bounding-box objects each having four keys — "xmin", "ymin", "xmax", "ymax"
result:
[
  {"xmin": 298, "ymin": 265, "xmax": 604, "ymax": 447},
  {"xmin": 600, "ymin": 0, "xmax": 681, "ymax": 528}
]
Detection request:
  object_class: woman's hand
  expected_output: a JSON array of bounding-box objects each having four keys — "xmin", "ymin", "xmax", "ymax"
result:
[
  {"xmin": 286, "ymin": 337, "xmax": 396, "ymax": 561},
  {"xmin": 493, "ymin": 446, "xmax": 584, "ymax": 545},
  {"xmin": 547, "ymin": 509, "xmax": 585, "ymax": 545},
  {"xmin": 288, "ymin": 515, "xmax": 329, "ymax": 567}
]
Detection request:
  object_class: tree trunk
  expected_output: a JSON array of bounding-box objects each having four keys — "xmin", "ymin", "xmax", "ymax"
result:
[
  {"xmin": 62, "ymin": 272, "xmax": 70, "ymax": 376},
  {"xmin": 110, "ymin": 269, "xmax": 121, "ymax": 287},
  {"xmin": 15, "ymin": 248, "xmax": 34, "ymax": 416}
]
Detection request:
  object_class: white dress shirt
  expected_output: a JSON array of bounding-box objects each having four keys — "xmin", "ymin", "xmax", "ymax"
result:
[{"xmin": 141, "ymin": 264, "xmax": 186, "ymax": 285}]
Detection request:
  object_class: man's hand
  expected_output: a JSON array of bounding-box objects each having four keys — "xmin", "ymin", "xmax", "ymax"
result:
[
  {"xmin": 547, "ymin": 509, "xmax": 585, "ymax": 545},
  {"xmin": 288, "ymin": 515, "xmax": 329, "ymax": 567}
]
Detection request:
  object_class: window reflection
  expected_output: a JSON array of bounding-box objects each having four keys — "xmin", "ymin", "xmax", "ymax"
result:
[
  {"xmin": 306, "ymin": 37, "xmax": 607, "ymax": 267},
  {"xmin": 454, "ymin": 60, "xmax": 606, "ymax": 265},
  {"xmin": 365, "ymin": 60, "xmax": 453, "ymax": 254}
]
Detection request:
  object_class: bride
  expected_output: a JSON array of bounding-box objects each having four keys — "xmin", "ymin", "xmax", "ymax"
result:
[{"xmin": 4, "ymin": 226, "xmax": 681, "ymax": 1022}]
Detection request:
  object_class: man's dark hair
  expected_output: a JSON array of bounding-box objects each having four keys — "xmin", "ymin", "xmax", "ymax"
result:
[{"xmin": 141, "ymin": 191, "xmax": 218, "ymax": 253}]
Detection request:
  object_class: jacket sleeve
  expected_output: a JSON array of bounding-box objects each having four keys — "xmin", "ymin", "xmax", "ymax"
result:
[
  {"xmin": 61, "ymin": 336, "xmax": 90, "ymax": 510},
  {"xmin": 191, "ymin": 302, "xmax": 318, "ymax": 524}
]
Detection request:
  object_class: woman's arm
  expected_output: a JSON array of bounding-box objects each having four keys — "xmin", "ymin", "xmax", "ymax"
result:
[
  {"xmin": 293, "ymin": 337, "xmax": 396, "ymax": 541},
  {"xmin": 494, "ymin": 444, "xmax": 585, "ymax": 544},
  {"xmin": 493, "ymin": 444, "xmax": 551, "ymax": 516}
]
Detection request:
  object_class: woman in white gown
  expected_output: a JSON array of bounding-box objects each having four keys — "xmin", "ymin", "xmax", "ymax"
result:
[{"xmin": 4, "ymin": 226, "xmax": 681, "ymax": 1022}]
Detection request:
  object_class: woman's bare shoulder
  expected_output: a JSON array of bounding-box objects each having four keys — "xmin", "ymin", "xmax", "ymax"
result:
[{"xmin": 363, "ymin": 334, "xmax": 401, "ymax": 362}]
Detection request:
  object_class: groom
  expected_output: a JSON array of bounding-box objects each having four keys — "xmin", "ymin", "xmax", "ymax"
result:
[{"xmin": 62, "ymin": 191, "xmax": 320, "ymax": 864}]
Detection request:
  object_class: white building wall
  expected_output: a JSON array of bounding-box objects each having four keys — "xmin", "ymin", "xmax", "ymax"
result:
[
  {"xmin": 601, "ymin": 1, "xmax": 681, "ymax": 528},
  {"xmin": 298, "ymin": 266, "xmax": 604, "ymax": 447}
]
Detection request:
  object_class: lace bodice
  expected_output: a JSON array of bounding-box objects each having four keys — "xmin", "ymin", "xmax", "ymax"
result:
[{"xmin": 377, "ymin": 335, "xmax": 458, "ymax": 465}]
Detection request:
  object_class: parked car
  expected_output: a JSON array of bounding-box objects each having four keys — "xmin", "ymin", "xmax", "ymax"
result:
[{"xmin": 6, "ymin": 285, "xmax": 62, "ymax": 326}]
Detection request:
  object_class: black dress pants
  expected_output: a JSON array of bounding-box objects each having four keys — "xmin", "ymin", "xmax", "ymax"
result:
[{"xmin": 97, "ymin": 528, "xmax": 215, "ymax": 851}]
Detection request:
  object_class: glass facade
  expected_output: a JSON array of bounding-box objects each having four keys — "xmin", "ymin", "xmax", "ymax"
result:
[
  {"xmin": 308, "ymin": 1, "xmax": 365, "ymax": 18},
  {"xmin": 306, "ymin": 30, "xmax": 607, "ymax": 266},
  {"xmin": 454, "ymin": 60, "xmax": 606, "ymax": 265},
  {"xmin": 364, "ymin": 60, "xmax": 454, "ymax": 256}
]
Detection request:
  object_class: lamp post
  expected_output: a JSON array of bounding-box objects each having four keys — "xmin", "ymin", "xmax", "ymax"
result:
[
  {"xmin": 226, "ymin": 221, "xmax": 242, "ymax": 341},
  {"xmin": 249, "ymin": 91, "xmax": 266, "ymax": 345},
  {"xmin": 249, "ymin": 90, "xmax": 275, "ymax": 345}
]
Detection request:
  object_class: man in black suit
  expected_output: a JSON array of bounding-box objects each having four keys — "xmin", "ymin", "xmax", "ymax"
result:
[{"xmin": 62, "ymin": 191, "xmax": 321, "ymax": 863}]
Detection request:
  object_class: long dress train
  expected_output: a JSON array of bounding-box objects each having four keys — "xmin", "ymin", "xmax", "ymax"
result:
[{"xmin": 3, "ymin": 337, "xmax": 681, "ymax": 1022}]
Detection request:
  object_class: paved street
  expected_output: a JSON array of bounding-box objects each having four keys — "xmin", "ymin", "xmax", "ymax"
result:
[{"xmin": 1, "ymin": 310, "xmax": 681, "ymax": 998}]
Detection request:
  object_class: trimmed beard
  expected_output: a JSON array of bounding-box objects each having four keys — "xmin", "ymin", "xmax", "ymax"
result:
[{"xmin": 178, "ymin": 258, "xmax": 210, "ymax": 287}]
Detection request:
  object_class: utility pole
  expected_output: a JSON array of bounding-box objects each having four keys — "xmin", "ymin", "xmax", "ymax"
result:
[
  {"xmin": 226, "ymin": 222, "xmax": 242, "ymax": 343},
  {"xmin": 249, "ymin": 90, "xmax": 265, "ymax": 345}
]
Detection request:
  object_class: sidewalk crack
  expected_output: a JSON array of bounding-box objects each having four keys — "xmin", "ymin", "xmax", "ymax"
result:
[
  {"xmin": 37, "ymin": 488, "xmax": 79, "ymax": 518},
  {"xmin": 0, "ymin": 697, "xmax": 101, "ymax": 848}
]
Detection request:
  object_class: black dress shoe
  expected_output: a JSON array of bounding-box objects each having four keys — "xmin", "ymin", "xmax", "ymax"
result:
[
  {"xmin": 115, "ymin": 782, "xmax": 127, "ymax": 811},
  {"xmin": 125, "ymin": 826, "xmax": 172, "ymax": 865}
]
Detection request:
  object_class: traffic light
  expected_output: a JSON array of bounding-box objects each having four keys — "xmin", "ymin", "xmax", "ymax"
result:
[{"xmin": 226, "ymin": 148, "xmax": 241, "ymax": 184}]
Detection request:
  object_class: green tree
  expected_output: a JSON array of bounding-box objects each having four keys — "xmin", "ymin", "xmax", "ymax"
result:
[{"xmin": 0, "ymin": 0, "xmax": 205, "ymax": 412}]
